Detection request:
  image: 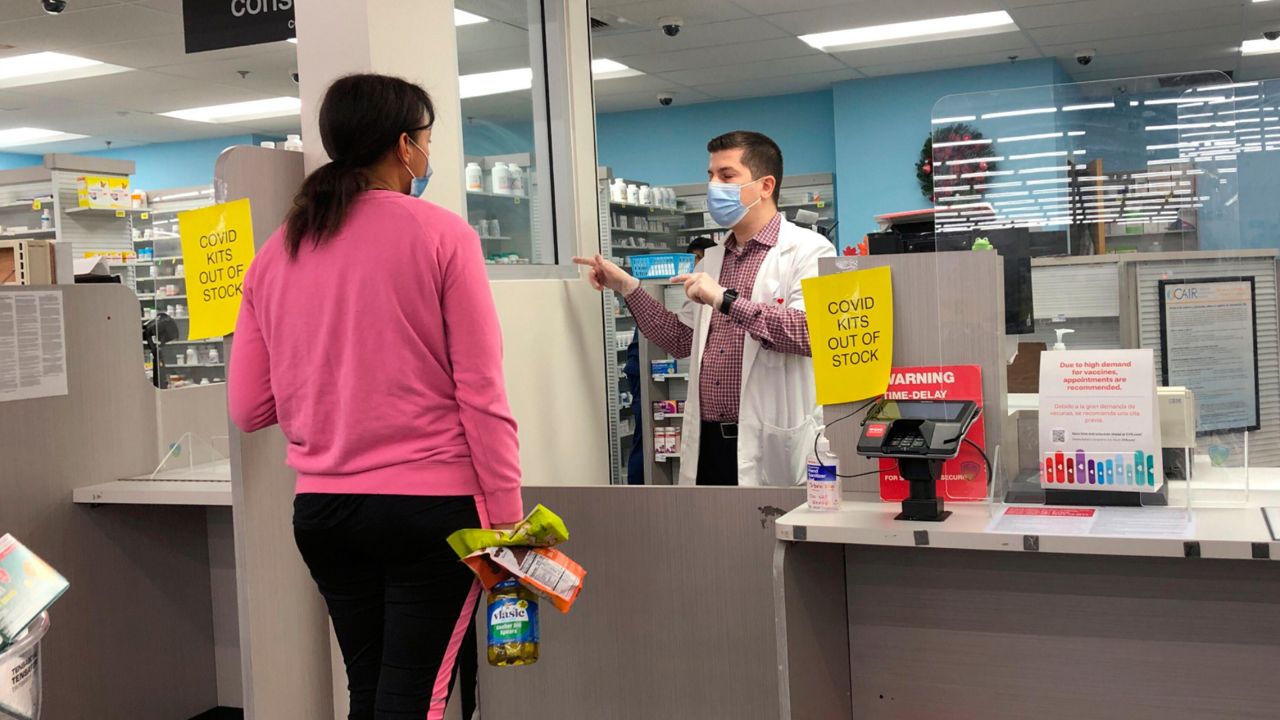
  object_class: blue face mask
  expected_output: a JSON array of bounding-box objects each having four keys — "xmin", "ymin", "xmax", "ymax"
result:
[
  {"xmin": 403, "ymin": 138, "xmax": 431, "ymax": 197},
  {"xmin": 707, "ymin": 177, "xmax": 764, "ymax": 228}
]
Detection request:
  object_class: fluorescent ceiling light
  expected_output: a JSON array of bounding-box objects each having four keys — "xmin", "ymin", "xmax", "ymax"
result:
[
  {"xmin": 799, "ymin": 11, "xmax": 1017, "ymax": 52},
  {"xmin": 590, "ymin": 58, "xmax": 643, "ymax": 80},
  {"xmin": 1063, "ymin": 102, "xmax": 1115, "ymax": 112},
  {"xmin": 459, "ymin": 59, "xmax": 641, "ymax": 99},
  {"xmin": 161, "ymin": 96, "xmax": 301, "ymax": 123},
  {"xmin": 0, "ymin": 51, "xmax": 129, "ymax": 90},
  {"xmin": 934, "ymin": 138, "xmax": 991, "ymax": 148},
  {"xmin": 454, "ymin": 9, "xmax": 489, "ymax": 25},
  {"xmin": 1243, "ymin": 39, "xmax": 1280, "ymax": 55},
  {"xmin": 1009, "ymin": 151, "xmax": 1067, "ymax": 161},
  {"xmin": 982, "ymin": 107, "xmax": 1056, "ymax": 119},
  {"xmin": 0, "ymin": 126, "xmax": 88, "ymax": 149},
  {"xmin": 997, "ymin": 132, "xmax": 1062, "ymax": 143},
  {"xmin": 933, "ymin": 115, "xmax": 976, "ymax": 124},
  {"xmin": 460, "ymin": 67, "xmax": 534, "ymax": 99}
]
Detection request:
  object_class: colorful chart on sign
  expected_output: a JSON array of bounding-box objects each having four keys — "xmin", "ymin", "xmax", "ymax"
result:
[{"xmin": 1038, "ymin": 349, "xmax": 1164, "ymax": 492}]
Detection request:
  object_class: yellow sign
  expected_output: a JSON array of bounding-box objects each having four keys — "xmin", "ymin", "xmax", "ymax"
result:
[
  {"xmin": 31, "ymin": 200, "xmax": 40, "ymax": 210},
  {"xmin": 801, "ymin": 266, "xmax": 894, "ymax": 405},
  {"xmin": 179, "ymin": 199, "xmax": 255, "ymax": 341}
]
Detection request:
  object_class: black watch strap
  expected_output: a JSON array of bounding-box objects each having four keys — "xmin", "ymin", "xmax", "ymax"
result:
[{"xmin": 720, "ymin": 289, "xmax": 739, "ymax": 314}]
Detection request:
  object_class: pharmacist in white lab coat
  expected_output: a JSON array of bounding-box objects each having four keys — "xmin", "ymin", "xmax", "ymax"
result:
[{"xmin": 576, "ymin": 130, "xmax": 835, "ymax": 486}]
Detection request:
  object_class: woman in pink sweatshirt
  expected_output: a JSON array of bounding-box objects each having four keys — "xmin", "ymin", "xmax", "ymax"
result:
[{"xmin": 228, "ymin": 74, "xmax": 522, "ymax": 720}]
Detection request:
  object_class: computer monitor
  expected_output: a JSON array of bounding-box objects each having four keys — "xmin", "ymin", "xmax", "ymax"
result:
[{"xmin": 867, "ymin": 227, "xmax": 1035, "ymax": 336}]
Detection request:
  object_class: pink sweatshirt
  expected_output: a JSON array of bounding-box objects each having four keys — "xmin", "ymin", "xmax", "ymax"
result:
[{"xmin": 228, "ymin": 190, "xmax": 523, "ymax": 523}]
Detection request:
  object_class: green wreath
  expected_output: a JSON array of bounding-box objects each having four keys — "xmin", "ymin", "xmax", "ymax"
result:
[{"xmin": 916, "ymin": 123, "xmax": 995, "ymax": 202}]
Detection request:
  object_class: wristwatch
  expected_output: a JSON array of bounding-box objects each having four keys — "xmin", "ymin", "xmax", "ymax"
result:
[{"xmin": 719, "ymin": 288, "xmax": 739, "ymax": 315}]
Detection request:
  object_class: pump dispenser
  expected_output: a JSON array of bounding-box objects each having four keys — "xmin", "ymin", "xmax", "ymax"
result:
[{"xmin": 1053, "ymin": 328, "xmax": 1075, "ymax": 351}]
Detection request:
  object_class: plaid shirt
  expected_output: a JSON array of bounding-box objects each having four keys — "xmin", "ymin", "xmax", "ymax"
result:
[{"xmin": 626, "ymin": 214, "xmax": 812, "ymax": 422}]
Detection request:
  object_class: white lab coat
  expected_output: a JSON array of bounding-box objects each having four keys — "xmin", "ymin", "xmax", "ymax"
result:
[{"xmin": 677, "ymin": 217, "xmax": 837, "ymax": 486}]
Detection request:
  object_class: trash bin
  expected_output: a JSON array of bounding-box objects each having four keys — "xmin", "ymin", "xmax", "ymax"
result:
[{"xmin": 0, "ymin": 613, "xmax": 49, "ymax": 720}]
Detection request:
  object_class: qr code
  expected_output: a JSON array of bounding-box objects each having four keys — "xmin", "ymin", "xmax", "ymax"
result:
[{"xmin": 1052, "ymin": 428, "xmax": 1066, "ymax": 444}]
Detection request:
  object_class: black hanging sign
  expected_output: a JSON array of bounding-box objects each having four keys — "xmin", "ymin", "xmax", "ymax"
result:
[{"xmin": 183, "ymin": 0, "xmax": 296, "ymax": 54}]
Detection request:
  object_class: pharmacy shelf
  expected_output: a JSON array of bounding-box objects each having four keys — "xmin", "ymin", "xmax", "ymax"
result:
[
  {"xmin": 0, "ymin": 199, "xmax": 47, "ymax": 211},
  {"xmin": 166, "ymin": 339, "xmax": 221, "ymax": 346},
  {"xmin": 653, "ymin": 413, "xmax": 685, "ymax": 421},
  {"xmin": 778, "ymin": 201, "xmax": 830, "ymax": 209},
  {"xmin": 609, "ymin": 201, "xmax": 682, "ymax": 215},
  {"xmin": 467, "ymin": 190, "xmax": 527, "ymax": 201},
  {"xmin": 65, "ymin": 206, "xmax": 153, "ymax": 216},
  {"xmin": 169, "ymin": 363, "xmax": 225, "ymax": 369},
  {"xmin": 676, "ymin": 227, "xmax": 720, "ymax": 234},
  {"xmin": 134, "ymin": 276, "xmax": 185, "ymax": 284},
  {"xmin": 655, "ymin": 454, "xmax": 681, "ymax": 463},
  {"xmin": 0, "ymin": 228, "xmax": 56, "ymax": 239},
  {"xmin": 613, "ymin": 245, "xmax": 673, "ymax": 252},
  {"xmin": 609, "ymin": 227, "xmax": 671, "ymax": 234},
  {"xmin": 480, "ymin": 236, "xmax": 512, "ymax": 241},
  {"xmin": 146, "ymin": 295, "xmax": 188, "ymax": 301},
  {"xmin": 652, "ymin": 373, "xmax": 688, "ymax": 382}
]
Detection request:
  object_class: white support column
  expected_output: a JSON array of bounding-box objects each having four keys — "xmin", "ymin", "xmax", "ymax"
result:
[{"xmin": 294, "ymin": 0, "xmax": 465, "ymax": 215}]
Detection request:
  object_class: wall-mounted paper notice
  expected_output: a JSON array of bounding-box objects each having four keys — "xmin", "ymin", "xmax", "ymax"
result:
[{"xmin": 0, "ymin": 290, "xmax": 67, "ymax": 403}]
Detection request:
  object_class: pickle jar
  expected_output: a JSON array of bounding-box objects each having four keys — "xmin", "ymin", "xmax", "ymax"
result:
[{"xmin": 487, "ymin": 578, "xmax": 539, "ymax": 667}]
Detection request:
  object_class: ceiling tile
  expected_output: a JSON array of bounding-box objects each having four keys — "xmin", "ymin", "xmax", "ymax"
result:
[
  {"xmin": 656, "ymin": 52, "xmax": 844, "ymax": 87},
  {"xmin": 591, "ymin": 17, "xmax": 790, "ymax": 58},
  {"xmin": 621, "ymin": 36, "xmax": 821, "ymax": 74},
  {"xmin": 594, "ymin": 87, "xmax": 717, "ymax": 113},
  {"xmin": 1028, "ymin": 8, "xmax": 1242, "ymax": 47},
  {"xmin": 76, "ymin": 34, "xmax": 289, "ymax": 70},
  {"xmin": 857, "ymin": 49, "xmax": 1058, "ymax": 78},
  {"xmin": 833, "ymin": 32, "xmax": 1034, "ymax": 69},
  {"xmin": 696, "ymin": 68, "xmax": 860, "ymax": 100},
  {"xmin": 593, "ymin": 73, "xmax": 684, "ymax": 97},
  {"xmin": 0, "ymin": 3, "xmax": 181, "ymax": 52},
  {"xmin": 759, "ymin": 0, "xmax": 1007, "ymax": 36},
  {"xmin": 1012, "ymin": 0, "xmax": 1241, "ymax": 29},
  {"xmin": 0, "ymin": 0, "xmax": 122, "ymax": 25},
  {"xmin": 591, "ymin": 0, "xmax": 752, "ymax": 27}
]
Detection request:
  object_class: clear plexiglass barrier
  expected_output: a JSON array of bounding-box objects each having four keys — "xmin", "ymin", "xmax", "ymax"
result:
[{"xmin": 922, "ymin": 72, "xmax": 1278, "ymax": 516}]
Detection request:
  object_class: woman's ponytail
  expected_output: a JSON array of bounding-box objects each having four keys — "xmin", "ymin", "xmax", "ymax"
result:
[{"xmin": 283, "ymin": 161, "xmax": 367, "ymax": 258}]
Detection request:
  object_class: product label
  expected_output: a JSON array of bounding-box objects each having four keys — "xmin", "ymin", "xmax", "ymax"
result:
[
  {"xmin": 488, "ymin": 597, "xmax": 538, "ymax": 645},
  {"xmin": 806, "ymin": 462, "xmax": 840, "ymax": 511}
]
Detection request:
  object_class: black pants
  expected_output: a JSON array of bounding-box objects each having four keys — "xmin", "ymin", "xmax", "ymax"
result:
[
  {"xmin": 697, "ymin": 421, "xmax": 739, "ymax": 486},
  {"xmin": 293, "ymin": 494, "xmax": 483, "ymax": 720}
]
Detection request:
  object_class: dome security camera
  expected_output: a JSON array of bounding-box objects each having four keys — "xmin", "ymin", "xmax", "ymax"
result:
[
  {"xmin": 290, "ymin": 69, "xmax": 299, "ymax": 85},
  {"xmin": 659, "ymin": 16, "xmax": 683, "ymax": 37},
  {"xmin": 1265, "ymin": 30, "xmax": 1280, "ymax": 42},
  {"xmin": 658, "ymin": 93, "xmax": 674, "ymax": 107},
  {"xmin": 41, "ymin": 0, "xmax": 67, "ymax": 14},
  {"xmin": 1075, "ymin": 49, "xmax": 1096, "ymax": 66}
]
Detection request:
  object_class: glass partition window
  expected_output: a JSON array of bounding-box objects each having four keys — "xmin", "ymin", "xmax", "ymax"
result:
[
  {"xmin": 454, "ymin": 1, "xmax": 558, "ymax": 266},
  {"xmin": 932, "ymin": 73, "xmax": 1270, "ymax": 508},
  {"xmin": 129, "ymin": 186, "xmax": 219, "ymax": 389}
]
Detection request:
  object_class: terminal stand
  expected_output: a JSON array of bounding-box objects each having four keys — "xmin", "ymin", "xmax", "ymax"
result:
[{"xmin": 896, "ymin": 458, "xmax": 951, "ymax": 521}]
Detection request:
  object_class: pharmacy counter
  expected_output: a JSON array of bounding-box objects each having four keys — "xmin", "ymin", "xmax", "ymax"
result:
[
  {"xmin": 73, "ymin": 460, "xmax": 233, "ymax": 507},
  {"xmin": 774, "ymin": 494, "xmax": 1280, "ymax": 720}
]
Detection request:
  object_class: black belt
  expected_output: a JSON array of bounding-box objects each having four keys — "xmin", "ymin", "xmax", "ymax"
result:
[{"xmin": 702, "ymin": 421, "xmax": 739, "ymax": 439}]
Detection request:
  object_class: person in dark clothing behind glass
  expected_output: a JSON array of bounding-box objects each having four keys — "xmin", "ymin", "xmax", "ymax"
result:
[{"xmin": 625, "ymin": 236, "xmax": 717, "ymax": 485}]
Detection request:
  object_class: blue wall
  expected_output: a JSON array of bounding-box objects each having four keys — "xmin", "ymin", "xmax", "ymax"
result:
[
  {"xmin": 595, "ymin": 90, "xmax": 836, "ymax": 185},
  {"xmin": 832, "ymin": 58, "xmax": 1069, "ymax": 243},
  {"xmin": 0, "ymin": 152, "xmax": 40, "ymax": 171},
  {"xmin": 80, "ymin": 134, "xmax": 263, "ymax": 189}
]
